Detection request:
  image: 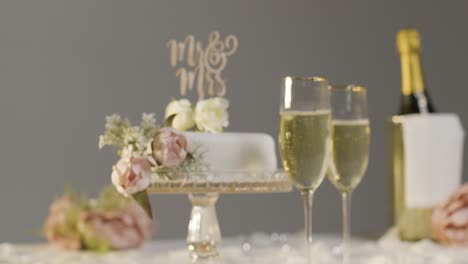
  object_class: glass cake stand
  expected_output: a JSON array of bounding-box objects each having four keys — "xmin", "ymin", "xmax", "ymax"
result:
[{"xmin": 148, "ymin": 170, "xmax": 292, "ymax": 263}]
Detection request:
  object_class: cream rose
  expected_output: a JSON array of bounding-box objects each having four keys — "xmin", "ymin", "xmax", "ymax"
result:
[
  {"xmin": 111, "ymin": 156, "xmax": 152, "ymax": 196},
  {"xmin": 194, "ymin": 97, "xmax": 229, "ymax": 133},
  {"xmin": 152, "ymin": 127, "xmax": 188, "ymax": 167},
  {"xmin": 165, "ymin": 99, "xmax": 195, "ymax": 131}
]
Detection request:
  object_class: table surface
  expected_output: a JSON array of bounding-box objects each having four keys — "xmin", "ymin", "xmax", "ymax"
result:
[{"xmin": 1, "ymin": 231, "xmax": 467, "ymax": 264}]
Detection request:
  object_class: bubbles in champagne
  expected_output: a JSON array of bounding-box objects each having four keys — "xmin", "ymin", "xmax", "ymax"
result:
[
  {"xmin": 328, "ymin": 119, "xmax": 370, "ymax": 193},
  {"xmin": 279, "ymin": 111, "xmax": 331, "ymax": 192}
]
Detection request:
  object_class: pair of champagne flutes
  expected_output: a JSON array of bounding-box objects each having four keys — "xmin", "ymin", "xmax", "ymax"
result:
[{"xmin": 279, "ymin": 77, "xmax": 370, "ymax": 263}]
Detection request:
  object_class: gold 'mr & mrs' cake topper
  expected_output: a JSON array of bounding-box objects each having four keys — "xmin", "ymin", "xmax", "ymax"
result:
[{"xmin": 167, "ymin": 31, "xmax": 238, "ymax": 100}]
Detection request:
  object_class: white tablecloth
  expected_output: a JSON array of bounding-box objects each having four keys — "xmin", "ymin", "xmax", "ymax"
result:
[{"xmin": 1, "ymin": 230, "xmax": 467, "ymax": 264}]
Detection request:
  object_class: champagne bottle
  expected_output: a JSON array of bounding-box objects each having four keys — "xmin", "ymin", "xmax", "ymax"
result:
[
  {"xmin": 397, "ymin": 29, "xmax": 435, "ymax": 114},
  {"xmin": 391, "ymin": 28, "xmax": 436, "ymax": 241}
]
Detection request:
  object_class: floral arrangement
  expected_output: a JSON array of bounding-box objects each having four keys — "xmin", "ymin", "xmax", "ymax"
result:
[
  {"xmin": 432, "ymin": 183, "xmax": 468, "ymax": 247},
  {"xmin": 98, "ymin": 97, "xmax": 229, "ymax": 213},
  {"xmin": 44, "ymin": 186, "xmax": 154, "ymax": 251}
]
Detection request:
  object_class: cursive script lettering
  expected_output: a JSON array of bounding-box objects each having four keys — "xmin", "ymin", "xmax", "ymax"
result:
[{"xmin": 167, "ymin": 31, "xmax": 238, "ymax": 100}]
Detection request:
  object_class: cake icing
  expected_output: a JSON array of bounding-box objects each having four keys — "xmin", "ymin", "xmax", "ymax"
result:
[{"xmin": 183, "ymin": 132, "xmax": 277, "ymax": 172}]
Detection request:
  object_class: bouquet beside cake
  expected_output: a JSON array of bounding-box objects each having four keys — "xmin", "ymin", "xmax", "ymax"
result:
[{"xmin": 44, "ymin": 186, "xmax": 153, "ymax": 251}]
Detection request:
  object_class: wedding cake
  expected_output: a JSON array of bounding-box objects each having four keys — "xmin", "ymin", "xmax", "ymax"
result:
[
  {"xmin": 98, "ymin": 30, "xmax": 279, "ymax": 205},
  {"xmin": 99, "ymin": 95, "xmax": 279, "ymax": 198}
]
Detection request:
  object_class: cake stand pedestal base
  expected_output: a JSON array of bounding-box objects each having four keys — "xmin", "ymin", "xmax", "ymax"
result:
[
  {"xmin": 148, "ymin": 170, "xmax": 292, "ymax": 263},
  {"xmin": 187, "ymin": 193, "xmax": 221, "ymax": 263}
]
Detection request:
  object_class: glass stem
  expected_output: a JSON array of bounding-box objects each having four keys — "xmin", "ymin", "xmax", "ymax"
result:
[
  {"xmin": 301, "ymin": 190, "xmax": 314, "ymax": 263},
  {"xmin": 342, "ymin": 191, "xmax": 352, "ymax": 264}
]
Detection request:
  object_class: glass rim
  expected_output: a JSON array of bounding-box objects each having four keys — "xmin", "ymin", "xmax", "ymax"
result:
[
  {"xmin": 329, "ymin": 84, "xmax": 367, "ymax": 92},
  {"xmin": 282, "ymin": 76, "xmax": 328, "ymax": 82}
]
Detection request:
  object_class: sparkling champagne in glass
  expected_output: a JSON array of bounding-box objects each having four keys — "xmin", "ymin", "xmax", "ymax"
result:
[
  {"xmin": 279, "ymin": 76, "xmax": 331, "ymax": 263},
  {"xmin": 328, "ymin": 85, "xmax": 370, "ymax": 264}
]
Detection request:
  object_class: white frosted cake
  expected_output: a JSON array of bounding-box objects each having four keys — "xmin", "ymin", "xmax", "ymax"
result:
[{"xmin": 183, "ymin": 132, "xmax": 277, "ymax": 172}]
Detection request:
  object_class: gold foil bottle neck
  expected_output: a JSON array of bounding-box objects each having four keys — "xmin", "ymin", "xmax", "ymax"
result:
[{"xmin": 397, "ymin": 28, "xmax": 421, "ymax": 54}]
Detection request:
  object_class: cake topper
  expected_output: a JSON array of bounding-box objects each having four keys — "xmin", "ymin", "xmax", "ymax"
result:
[{"xmin": 167, "ymin": 31, "xmax": 238, "ymax": 100}]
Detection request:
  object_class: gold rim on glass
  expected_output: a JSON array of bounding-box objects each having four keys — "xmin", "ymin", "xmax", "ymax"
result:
[{"xmin": 283, "ymin": 76, "xmax": 328, "ymax": 82}]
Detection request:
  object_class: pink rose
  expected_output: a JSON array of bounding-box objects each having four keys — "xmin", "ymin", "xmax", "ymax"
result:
[
  {"xmin": 78, "ymin": 202, "xmax": 154, "ymax": 250},
  {"xmin": 112, "ymin": 156, "xmax": 152, "ymax": 196},
  {"xmin": 432, "ymin": 183, "xmax": 468, "ymax": 247},
  {"xmin": 152, "ymin": 127, "xmax": 188, "ymax": 167},
  {"xmin": 44, "ymin": 196, "xmax": 82, "ymax": 250}
]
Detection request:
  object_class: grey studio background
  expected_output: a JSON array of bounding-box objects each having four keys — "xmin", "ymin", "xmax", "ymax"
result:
[{"xmin": 1, "ymin": 0, "xmax": 468, "ymax": 243}]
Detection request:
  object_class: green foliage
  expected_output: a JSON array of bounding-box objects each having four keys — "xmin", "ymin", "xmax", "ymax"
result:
[
  {"xmin": 99, "ymin": 113, "xmax": 157, "ymax": 156},
  {"xmin": 98, "ymin": 114, "xmax": 131, "ymax": 152},
  {"xmin": 79, "ymin": 223, "xmax": 111, "ymax": 252},
  {"xmin": 132, "ymin": 190, "xmax": 153, "ymax": 219},
  {"xmin": 94, "ymin": 186, "xmax": 131, "ymax": 213}
]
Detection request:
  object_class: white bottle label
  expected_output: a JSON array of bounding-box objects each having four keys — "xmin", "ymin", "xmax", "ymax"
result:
[{"xmin": 401, "ymin": 114, "xmax": 464, "ymax": 208}]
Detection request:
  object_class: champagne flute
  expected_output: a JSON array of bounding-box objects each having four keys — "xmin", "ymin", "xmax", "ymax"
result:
[
  {"xmin": 279, "ymin": 76, "xmax": 331, "ymax": 262},
  {"xmin": 328, "ymin": 85, "xmax": 370, "ymax": 264}
]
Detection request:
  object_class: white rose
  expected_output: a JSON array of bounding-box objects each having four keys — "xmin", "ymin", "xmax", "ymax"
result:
[
  {"xmin": 165, "ymin": 99, "xmax": 195, "ymax": 131},
  {"xmin": 194, "ymin": 97, "xmax": 229, "ymax": 133}
]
